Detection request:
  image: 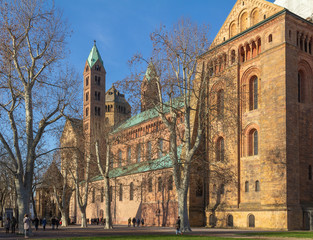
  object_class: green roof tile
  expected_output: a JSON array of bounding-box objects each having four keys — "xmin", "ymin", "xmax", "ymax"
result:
[
  {"xmin": 91, "ymin": 146, "xmax": 182, "ymax": 182},
  {"xmin": 87, "ymin": 41, "xmax": 104, "ymax": 68},
  {"xmin": 112, "ymin": 96, "xmax": 184, "ymax": 133}
]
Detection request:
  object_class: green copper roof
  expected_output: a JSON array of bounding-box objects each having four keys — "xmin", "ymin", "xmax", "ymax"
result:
[
  {"xmin": 87, "ymin": 41, "xmax": 104, "ymax": 68},
  {"xmin": 145, "ymin": 62, "xmax": 157, "ymax": 82},
  {"xmin": 112, "ymin": 96, "xmax": 184, "ymax": 133},
  {"xmin": 91, "ymin": 145, "xmax": 182, "ymax": 181}
]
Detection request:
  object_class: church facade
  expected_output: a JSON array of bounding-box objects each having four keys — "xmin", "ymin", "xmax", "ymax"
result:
[{"xmin": 54, "ymin": 0, "xmax": 313, "ymax": 230}]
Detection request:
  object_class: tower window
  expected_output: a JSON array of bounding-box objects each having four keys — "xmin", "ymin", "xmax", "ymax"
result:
[
  {"xmin": 95, "ymin": 76, "xmax": 101, "ymax": 85},
  {"xmin": 86, "ymin": 107, "xmax": 89, "ymax": 117},
  {"xmin": 95, "ymin": 107, "xmax": 101, "ymax": 116},
  {"xmin": 95, "ymin": 91, "xmax": 100, "ymax": 101},
  {"xmin": 95, "ymin": 65, "xmax": 101, "ymax": 71},
  {"xmin": 248, "ymin": 129, "xmax": 258, "ymax": 156},
  {"xmin": 86, "ymin": 77, "xmax": 89, "ymax": 86},
  {"xmin": 245, "ymin": 181, "xmax": 249, "ymax": 192},
  {"xmin": 249, "ymin": 76, "xmax": 258, "ymax": 110},
  {"xmin": 86, "ymin": 92, "xmax": 89, "ymax": 102}
]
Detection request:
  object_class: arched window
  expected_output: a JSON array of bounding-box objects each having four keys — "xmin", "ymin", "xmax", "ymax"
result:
[
  {"xmin": 148, "ymin": 177, "xmax": 153, "ymax": 192},
  {"xmin": 158, "ymin": 139, "xmax": 163, "ymax": 158},
  {"xmin": 298, "ymin": 71, "xmax": 305, "ymax": 103},
  {"xmin": 249, "ymin": 76, "xmax": 258, "ymax": 110},
  {"xmin": 230, "ymin": 22, "xmax": 236, "ymax": 38},
  {"xmin": 168, "ymin": 175, "xmax": 173, "ymax": 191},
  {"xmin": 217, "ymin": 89, "xmax": 224, "ymax": 119},
  {"xmin": 86, "ymin": 107, "xmax": 89, "ymax": 117},
  {"xmin": 248, "ymin": 129, "xmax": 258, "ymax": 156},
  {"xmin": 86, "ymin": 92, "xmax": 89, "ymax": 102},
  {"xmin": 255, "ymin": 180, "xmax": 260, "ymax": 192},
  {"xmin": 137, "ymin": 144, "xmax": 141, "ymax": 162},
  {"xmin": 248, "ymin": 214, "xmax": 255, "ymax": 227},
  {"xmin": 130, "ymin": 182, "xmax": 134, "ymax": 200},
  {"xmin": 309, "ymin": 165, "xmax": 312, "ymax": 180},
  {"xmin": 240, "ymin": 12, "xmax": 248, "ymax": 31},
  {"xmin": 258, "ymin": 38, "xmax": 262, "ymax": 54},
  {"xmin": 86, "ymin": 76, "xmax": 89, "ymax": 86},
  {"xmin": 251, "ymin": 9, "xmax": 259, "ymax": 25},
  {"xmin": 127, "ymin": 147, "xmax": 131, "ymax": 163},
  {"xmin": 245, "ymin": 181, "xmax": 249, "ymax": 192},
  {"xmin": 118, "ymin": 150, "xmax": 122, "ymax": 167},
  {"xmin": 227, "ymin": 215, "xmax": 234, "ymax": 227},
  {"xmin": 268, "ymin": 34, "xmax": 273, "ymax": 43},
  {"xmin": 101, "ymin": 187, "xmax": 104, "ymax": 202},
  {"xmin": 158, "ymin": 177, "xmax": 162, "ymax": 192},
  {"xmin": 119, "ymin": 184, "xmax": 123, "ymax": 201},
  {"xmin": 240, "ymin": 46, "xmax": 245, "ymax": 62},
  {"xmin": 146, "ymin": 141, "xmax": 152, "ymax": 161},
  {"xmin": 216, "ymin": 137, "xmax": 225, "ymax": 161},
  {"xmin": 196, "ymin": 179, "xmax": 203, "ymax": 197}
]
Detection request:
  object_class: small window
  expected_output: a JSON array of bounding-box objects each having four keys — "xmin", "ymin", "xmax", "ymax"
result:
[
  {"xmin": 268, "ymin": 34, "xmax": 273, "ymax": 43},
  {"xmin": 130, "ymin": 182, "xmax": 134, "ymax": 201},
  {"xmin": 86, "ymin": 107, "xmax": 89, "ymax": 117},
  {"xmin": 255, "ymin": 180, "xmax": 260, "ymax": 192},
  {"xmin": 86, "ymin": 92, "xmax": 89, "ymax": 101},
  {"xmin": 248, "ymin": 214, "xmax": 255, "ymax": 227},
  {"xmin": 119, "ymin": 184, "xmax": 123, "ymax": 201},
  {"xmin": 263, "ymin": 14, "xmax": 266, "ymax": 19},
  {"xmin": 148, "ymin": 177, "xmax": 153, "ymax": 192},
  {"xmin": 245, "ymin": 181, "xmax": 249, "ymax": 192},
  {"xmin": 158, "ymin": 177, "xmax": 162, "ymax": 192},
  {"xmin": 227, "ymin": 215, "xmax": 234, "ymax": 227},
  {"xmin": 86, "ymin": 76, "xmax": 89, "ymax": 86},
  {"xmin": 86, "ymin": 66, "xmax": 89, "ymax": 72}
]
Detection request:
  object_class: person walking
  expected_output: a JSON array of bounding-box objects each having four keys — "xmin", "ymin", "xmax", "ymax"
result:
[
  {"xmin": 42, "ymin": 218, "xmax": 47, "ymax": 230},
  {"xmin": 34, "ymin": 217, "xmax": 39, "ymax": 231},
  {"xmin": 5, "ymin": 217, "xmax": 11, "ymax": 234},
  {"xmin": 11, "ymin": 216, "xmax": 17, "ymax": 234},
  {"xmin": 176, "ymin": 216, "xmax": 182, "ymax": 235},
  {"xmin": 141, "ymin": 218, "xmax": 144, "ymax": 227},
  {"xmin": 132, "ymin": 217, "xmax": 136, "ymax": 227},
  {"xmin": 51, "ymin": 217, "xmax": 55, "ymax": 230},
  {"xmin": 128, "ymin": 217, "xmax": 131, "ymax": 227},
  {"xmin": 136, "ymin": 217, "xmax": 140, "ymax": 227},
  {"xmin": 23, "ymin": 214, "xmax": 30, "ymax": 238}
]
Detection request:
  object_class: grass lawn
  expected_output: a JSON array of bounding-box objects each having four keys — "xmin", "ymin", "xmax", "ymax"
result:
[
  {"xmin": 47, "ymin": 236, "xmax": 256, "ymax": 240},
  {"xmin": 241, "ymin": 231, "xmax": 313, "ymax": 238}
]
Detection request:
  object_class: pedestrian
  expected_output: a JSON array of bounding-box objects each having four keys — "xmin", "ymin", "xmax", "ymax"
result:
[
  {"xmin": 11, "ymin": 216, "xmax": 17, "ymax": 233},
  {"xmin": 141, "ymin": 218, "xmax": 144, "ymax": 227},
  {"xmin": 128, "ymin": 217, "xmax": 131, "ymax": 227},
  {"xmin": 34, "ymin": 217, "xmax": 39, "ymax": 231},
  {"xmin": 23, "ymin": 214, "xmax": 30, "ymax": 238},
  {"xmin": 176, "ymin": 216, "xmax": 182, "ymax": 235},
  {"xmin": 136, "ymin": 217, "xmax": 140, "ymax": 227},
  {"xmin": 132, "ymin": 217, "xmax": 136, "ymax": 227},
  {"xmin": 5, "ymin": 217, "xmax": 11, "ymax": 234},
  {"xmin": 51, "ymin": 217, "xmax": 55, "ymax": 230},
  {"xmin": 56, "ymin": 217, "xmax": 59, "ymax": 229},
  {"xmin": 42, "ymin": 218, "xmax": 47, "ymax": 230}
]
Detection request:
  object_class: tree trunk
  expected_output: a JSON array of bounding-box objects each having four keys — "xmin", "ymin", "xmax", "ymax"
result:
[
  {"xmin": 61, "ymin": 212, "xmax": 69, "ymax": 227},
  {"xmin": 81, "ymin": 210, "xmax": 87, "ymax": 228},
  {"xmin": 15, "ymin": 181, "xmax": 30, "ymax": 234},
  {"xmin": 178, "ymin": 188, "xmax": 191, "ymax": 232},
  {"xmin": 104, "ymin": 176, "xmax": 113, "ymax": 229}
]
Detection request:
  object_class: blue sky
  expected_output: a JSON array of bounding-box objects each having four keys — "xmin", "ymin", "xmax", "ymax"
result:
[{"xmin": 55, "ymin": 0, "xmax": 275, "ymax": 90}]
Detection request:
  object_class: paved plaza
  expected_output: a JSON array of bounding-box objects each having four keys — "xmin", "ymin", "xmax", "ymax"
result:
[{"xmin": 0, "ymin": 224, "xmax": 312, "ymax": 240}]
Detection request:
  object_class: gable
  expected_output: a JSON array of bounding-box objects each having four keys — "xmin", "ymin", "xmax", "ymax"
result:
[{"xmin": 211, "ymin": 0, "xmax": 284, "ymax": 48}]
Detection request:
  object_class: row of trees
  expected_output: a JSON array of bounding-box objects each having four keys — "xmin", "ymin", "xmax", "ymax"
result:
[{"xmin": 0, "ymin": 0, "xmax": 237, "ymax": 233}]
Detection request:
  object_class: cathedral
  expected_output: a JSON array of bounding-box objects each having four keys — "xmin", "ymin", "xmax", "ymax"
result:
[{"xmin": 37, "ymin": 0, "xmax": 313, "ymax": 230}]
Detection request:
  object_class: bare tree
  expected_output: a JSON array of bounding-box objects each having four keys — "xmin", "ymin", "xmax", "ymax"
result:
[
  {"xmin": 0, "ymin": 0, "xmax": 78, "ymax": 232},
  {"xmin": 118, "ymin": 18, "xmax": 211, "ymax": 232}
]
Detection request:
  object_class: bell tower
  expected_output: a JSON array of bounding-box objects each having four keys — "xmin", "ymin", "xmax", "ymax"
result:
[{"xmin": 83, "ymin": 41, "xmax": 106, "ymax": 149}]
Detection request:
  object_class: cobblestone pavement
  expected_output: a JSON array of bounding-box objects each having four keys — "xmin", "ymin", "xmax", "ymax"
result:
[{"xmin": 0, "ymin": 224, "xmax": 311, "ymax": 240}]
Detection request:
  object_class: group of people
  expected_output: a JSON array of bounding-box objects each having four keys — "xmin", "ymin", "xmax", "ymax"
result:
[
  {"xmin": 4, "ymin": 216, "xmax": 17, "ymax": 234},
  {"xmin": 128, "ymin": 217, "xmax": 144, "ymax": 227}
]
